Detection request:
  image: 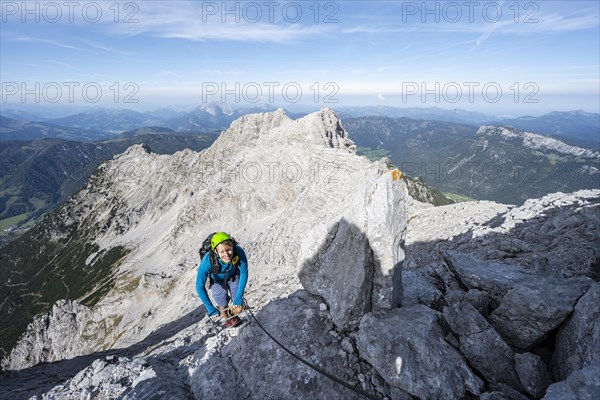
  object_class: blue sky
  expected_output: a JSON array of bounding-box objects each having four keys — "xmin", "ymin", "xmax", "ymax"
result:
[{"xmin": 1, "ymin": 0, "xmax": 599, "ymax": 116}]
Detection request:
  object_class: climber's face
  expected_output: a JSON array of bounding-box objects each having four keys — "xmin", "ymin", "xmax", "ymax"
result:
[{"xmin": 216, "ymin": 241, "xmax": 234, "ymax": 263}]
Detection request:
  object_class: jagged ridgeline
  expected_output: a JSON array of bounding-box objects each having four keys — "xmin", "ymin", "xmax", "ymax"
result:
[{"xmin": 0, "ymin": 108, "xmax": 409, "ymax": 372}]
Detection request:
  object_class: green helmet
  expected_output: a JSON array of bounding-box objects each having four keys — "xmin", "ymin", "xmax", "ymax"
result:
[{"xmin": 211, "ymin": 232, "xmax": 232, "ymax": 250}]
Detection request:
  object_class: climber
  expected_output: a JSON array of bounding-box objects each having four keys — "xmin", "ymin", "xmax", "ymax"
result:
[{"xmin": 195, "ymin": 232, "xmax": 248, "ymax": 327}]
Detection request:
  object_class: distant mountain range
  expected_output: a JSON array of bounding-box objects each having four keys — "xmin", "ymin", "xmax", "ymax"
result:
[
  {"xmin": 344, "ymin": 116, "xmax": 599, "ymax": 205},
  {"xmin": 1, "ymin": 103, "xmax": 278, "ymax": 140},
  {"xmin": 3, "ymin": 104, "xmax": 597, "ymax": 147},
  {"xmin": 47, "ymin": 109, "xmax": 165, "ymax": 133},
  {"xmin": 336, "ymin": 106, "xmax": 496, "ymax": 125},
  {"xmin": 2, "ymin": 105, "xmax": 597, "ymax": 215},
  {"xmin": 0, "ymin": 116, "xmax": 109, "ymax": 142},
  {"xmin": 336, "ymin": 108, "xmax": 599, "ymax": 148}
]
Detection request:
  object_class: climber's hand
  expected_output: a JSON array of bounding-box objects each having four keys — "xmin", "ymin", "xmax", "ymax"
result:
[{"xmin": 230, "ymin": 305, "xmax": 243, "ymax": 315}]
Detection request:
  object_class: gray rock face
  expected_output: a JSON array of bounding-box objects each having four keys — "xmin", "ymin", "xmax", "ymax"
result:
[
  {"xmin": 443, "ymin": 298, "xmax": 522, "ymax": 391},
  {"xmin": 298, "ymin": 219, "xmax": 374, "ymax": 330},
  {"xmin": 514, "ymin": 352, "xmax": 552, "ymax": 399},
  {"xmin": 464, "ymin": 288, "xmax": 492, "ymax": 317},
  {"xmin": 445, "ymin": 250, "xmax": 594, "ymax": 351},
  {"xmin": 2, "ymin": 301, "xmax": 93, "ymax": 370},
  {"xmin": 190, "ymin": 291, "xmax": 366, "ymax": 400},
  {"xmin": 357, "ymin": 305, "xmax": 483, "ymax": 399},
  {"xmin": 480, "ymin": 392, "xmax": 511, "ymax": 400},
  {"xmin": 445, "ymin": 251, "xmax": 539, "ymax": 302},
  {"xmin": 542, "ymin": 363, "xmax": 600, "ymax": 400},
  {"xmin": 398, "ymin": 269, "xmax": 443, "ymax": 309},
  {"xmin": 407, "ymin": 191, "xmax": 599, "ymax": 281},
  {"xmin": 33, "ymin": 354, "xmax": 191, "ymax": 399},
  {"xmin": 489, "ymin": 277, "xmax": 592, "ymax": 350},
  {"xmin": 552, "ymin": 282, "xmax": 600, "ymax": 381},
  {"xmin": 364, "ymin": 166, "xmax": 408, "ymax": 311}
]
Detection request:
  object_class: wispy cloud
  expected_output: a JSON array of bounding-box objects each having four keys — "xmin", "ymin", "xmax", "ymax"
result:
[
  {"xmin": 76, "ymin": 38, "xmax": 131, "ymax": 56},
  {"xmin": 342, "ymin": 12, "xmax": 599, "ymax": 36},
  {"xmin": 470, "ymin": 12, "xmax": 599, "ymax": 49},
  {"xmin": 376, "ymin": 66, "xmax": 395, "ymax": 73},
  {"xmin": 47, "ymin": 60, "xmax": 75, "ymax": 69},
  {"xmin": 105, "ymin": 1, "xmax": 333, "ymax": 43},
  {"xmin": 12, "ymin": 36, "xmax": 82, "ymax": 50}
]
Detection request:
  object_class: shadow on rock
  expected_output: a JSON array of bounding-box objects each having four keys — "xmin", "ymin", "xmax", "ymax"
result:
[
  {"xmin": 189, "ymin": 290, "xmax": 379, "ymax": 400},
  {"xmin": 298, "ymin": 218, "xmax": 378, "ymax": 332}
]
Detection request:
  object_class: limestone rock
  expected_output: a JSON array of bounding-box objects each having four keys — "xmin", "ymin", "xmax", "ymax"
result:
[
  {"xmin": 298, "ymin": 219, "xmax": 374, "ymax": 330},
  {"xmin": 2, "ymin": 301, "xmax": 93, "ymax": 370},
  {"xmin": 443, "ymin": 299, "xmax": 522, "ymax": 391},
  {"xmin": 406, "ymin": 190, "xmax": 599, "ymax": 281},
  {"xmin": 357, "ymin": 305, "xmax": 483, "ymax": 399},
  {"xmin": 552, "ymin": 282, "xmax": 600, "ymax": 381},
  {"xmin": 542, "ymin": 363, "xmax": 600, "ymax": 400},
  {"xmin": 514, "ymin": 352, "xmax": 552, "ymax": 398},
  {"xmin": 364, "ymin": 166, "xmax": 408, "ymax": 311},
  {"xmin": 398, "ymin": 269, "xmax": 443, "ymax": 309},
  {"xmin": 190, "ymin": 291, "xmax": 365, "ymax": 400},
  {"xmin": 36, "ymin": 355, "xmax": 189, "ymax": 400},
  {"xmin": 444, "ymin": 251, "xmax": 538, "ymax": 302},
  {"xmin": 489, "ymin": 277, "xmax": 592, "ymax": 350},
  {"xmin": 464, "ymin": 288, "xmax": 491, "ymax": 317},
  {"xmin": 445, "ymin": 250, "xmax": 593, "ymax": 351},
  {"xmin": 341, "ymin": 337, "xmax": 355, "ymax": 354}
]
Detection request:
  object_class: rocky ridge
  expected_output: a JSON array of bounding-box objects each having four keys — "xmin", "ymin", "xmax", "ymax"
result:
[
  {"xmin": 478, "ymin": 126, "xmax": 600, "ymax": 159},
  {"xmin": 0, "ymin": 109, "xmax": 598, "ymax": 400}
]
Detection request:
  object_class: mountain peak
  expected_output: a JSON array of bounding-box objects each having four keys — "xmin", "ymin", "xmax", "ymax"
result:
[
  {"xmin": 208, "ymin": 108, "xmax": 356, "ymax": 154},
  {"xmin": 197, "ymin": 102, "xmax": 236, "ymax": 116},
  {"xmin": 297, "ymin": 108, "xmax": 355, "ymax": 151},
  {"xmin": 120, "ymin": 143, "xmax": 153, "ymax": 156}
]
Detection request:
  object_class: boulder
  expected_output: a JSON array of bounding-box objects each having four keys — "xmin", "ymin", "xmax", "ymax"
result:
[
  {"xmin": 542, "ymin": 363, "xmax": 600, "ymax": 400},
  {"xmin": 364, "ymin": 167, "xmax": 408, "ymax": 311},
  {"xmin": 489, "ymin": 277, "xmax": 592, "ymax": 350},
  {"xmin": 514, "ymin": 352, "xmax": 552, "ymax": 398},
  {"xmin": 444, "ymin": 251, "xmax": 593, "ymax": 351},
  {"xmin": 552, "ymin": 282, "xmax": 600, "ymax": 381},
  {"xmin": 357, "ymin": 305, "xmax": 483, "ymax": 399},
  {"xmin": 443, "ymin": 298, "xmax": 522, "ymax": 391},
  {"xmin": 398, "ymin": 269, "xmax": 443, "ymax": 309},
  {"xmin": 444, "ymin": 251, "xmax": 538, "ymax": 302},
  {"xmin": 298, "ymin": 219, "xmax": 374, "ymax": 331}
]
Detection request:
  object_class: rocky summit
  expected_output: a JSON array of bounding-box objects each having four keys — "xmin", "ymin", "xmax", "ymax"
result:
[{"xmin": 0, "ymin": 109, "xmax": 598, "ymax": 400}]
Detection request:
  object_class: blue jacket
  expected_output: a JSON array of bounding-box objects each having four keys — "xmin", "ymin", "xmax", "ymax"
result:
[{"xmin": 195, "ymin": 244, "xmax": 248, "ymax": 316}]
